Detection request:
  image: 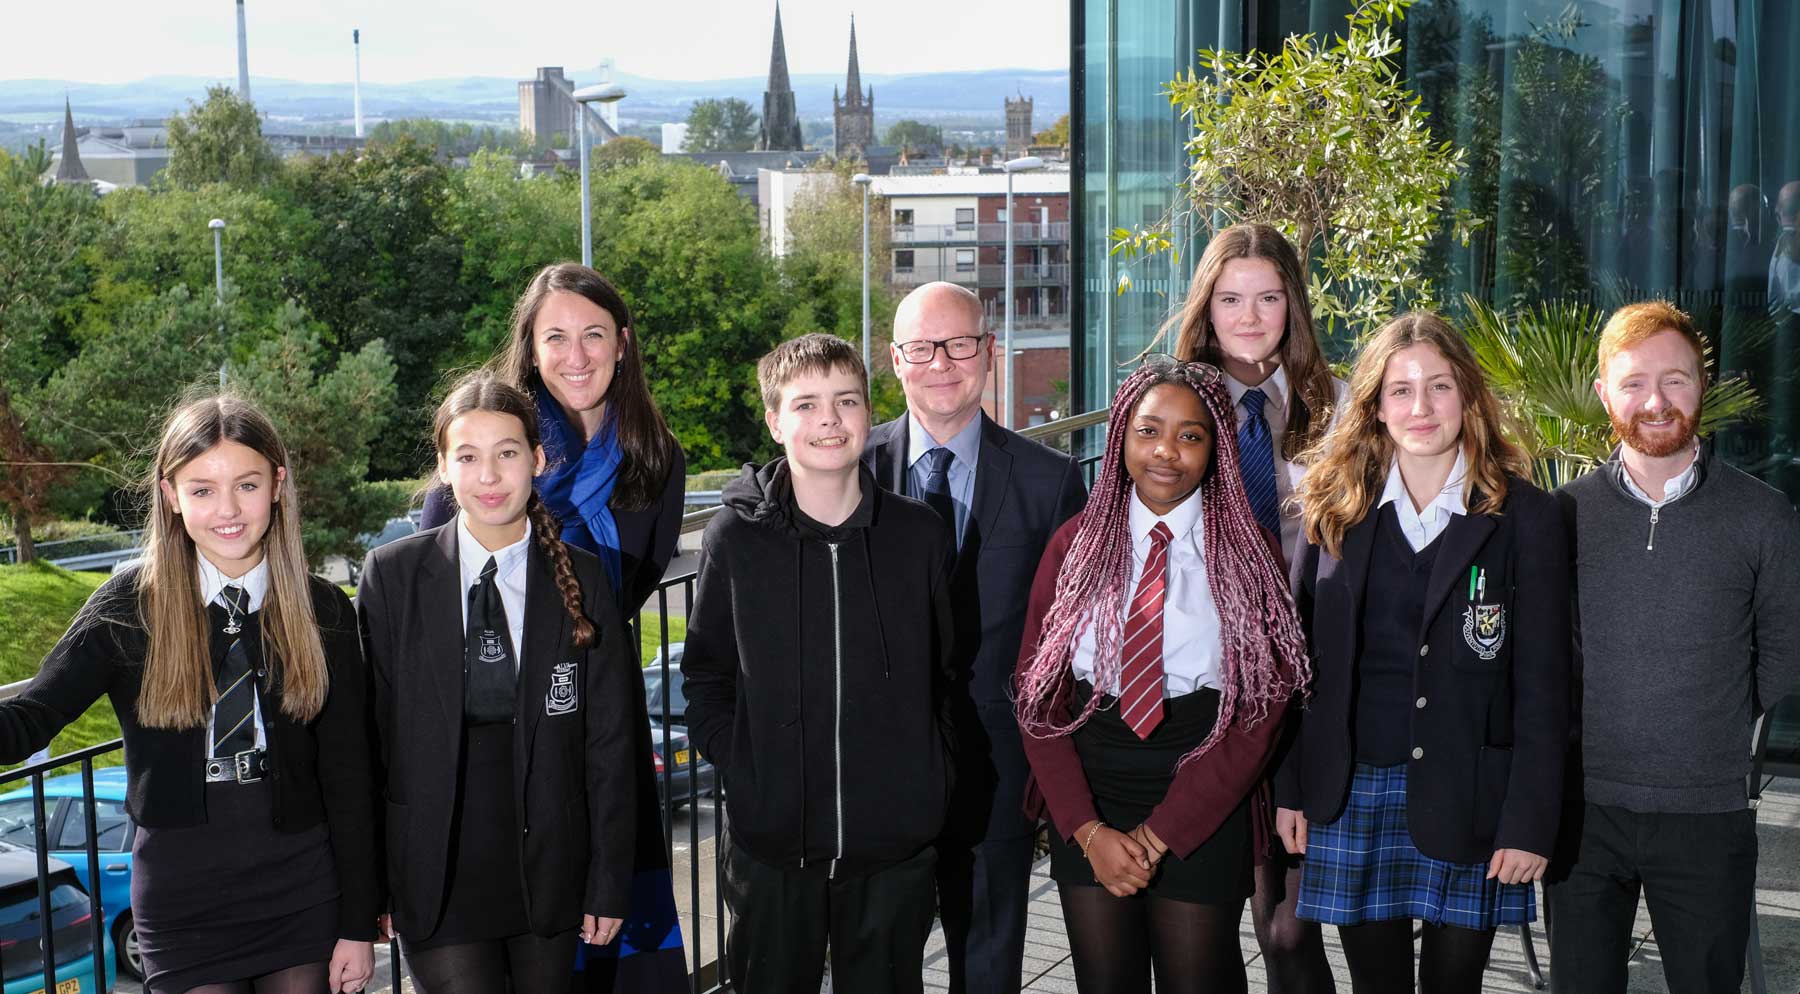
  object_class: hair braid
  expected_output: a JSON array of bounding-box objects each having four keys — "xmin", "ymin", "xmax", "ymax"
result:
[
  {"xmin": 528, "ymin": 497, "xmax": 596, "ymax": 649},
  {"xmin": 1015, "ymin": 357, "xmax": 1310, "ymax": 771}
]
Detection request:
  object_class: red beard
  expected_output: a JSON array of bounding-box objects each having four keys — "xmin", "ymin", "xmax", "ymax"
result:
[{"xmin": 1610, "ymin": 405, "xmax": 1698, "ymax": 458}]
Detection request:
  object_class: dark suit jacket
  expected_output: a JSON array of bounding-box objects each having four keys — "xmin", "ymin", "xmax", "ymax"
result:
[
  {"xmin": 357, "ymin": 524, "xmax": 639, "ymax": 939},
  {"xmin": 1272, "ymin": 477, "xmax": 1570, "ymax": 864},
  {"xmin": 864, "ymin": 412, "xmax": 1086, "ymax": 842}
]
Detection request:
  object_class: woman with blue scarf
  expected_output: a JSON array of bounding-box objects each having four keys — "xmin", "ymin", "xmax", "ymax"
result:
[{"xmin": 422, "ymin": 263, "xmax": 688, "ymax": 992}]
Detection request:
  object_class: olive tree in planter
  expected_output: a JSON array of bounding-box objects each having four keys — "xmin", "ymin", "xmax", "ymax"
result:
[{"xmin": 1114, "ymin": 0, "xmax": 1477, "ymax": 343}]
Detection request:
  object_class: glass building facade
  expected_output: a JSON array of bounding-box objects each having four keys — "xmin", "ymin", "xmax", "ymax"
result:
[{"xmin": 1074, "ymin": 0, "xmax": 1800, "ymax": 499}]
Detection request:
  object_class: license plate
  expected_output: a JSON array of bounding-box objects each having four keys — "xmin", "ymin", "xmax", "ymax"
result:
[
  {"xmin": 28, "ymin": 978, "xmax": 81, "ymax": 994},
  {"xmin": 674, "ymin": 749, "xmax": 689, "ymax": 767}
]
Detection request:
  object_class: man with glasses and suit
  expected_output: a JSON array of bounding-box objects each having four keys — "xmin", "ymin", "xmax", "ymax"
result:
[{"xmin": 865, "ymin": 281, "xmax": 1087, "ymax": 994}]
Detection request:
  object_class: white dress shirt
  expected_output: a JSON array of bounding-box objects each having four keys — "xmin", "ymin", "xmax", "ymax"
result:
[
  {"xmin": 198, "ymin": 554, "xmax": 269, "ymax": 752},
  {"xmin": 1617, "ymin": 441, "xmax": 1701, "ymax": 508},
  {"xmin": 1070, "ymin": 487, "xmax": 1223, "ymax": 697},
  {"xmin": 1224, "ymin": 368, "xmax": 1351, "ymax": 584},
  {"xmin": 457, "ymin": 514, "xmax": 532, "ymax": 670},
  {"xmin": 1376, "ymin": 448, "xmax": 1468, "ymax": 552}
]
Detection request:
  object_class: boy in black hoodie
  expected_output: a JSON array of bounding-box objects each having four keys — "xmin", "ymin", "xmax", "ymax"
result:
[{"xmin": 683, "ymin": 333, "xmax": 959, "ymax": 994}]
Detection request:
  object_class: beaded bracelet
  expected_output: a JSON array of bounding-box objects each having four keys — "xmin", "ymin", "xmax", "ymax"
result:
[{"xmin": 1080, "ymin": 822, "xmax": 1105, "ymax": 859}]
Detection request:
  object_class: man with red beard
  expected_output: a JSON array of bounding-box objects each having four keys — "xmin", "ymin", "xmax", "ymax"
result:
[{"xmin": 1547, "ymin": 300, "xmax": 1800, "ymax": 993}]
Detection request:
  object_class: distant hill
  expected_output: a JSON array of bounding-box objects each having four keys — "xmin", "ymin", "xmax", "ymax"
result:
[{"xmin": 0, "ymin": 66, "xmax": 1069, "ymax": 130}]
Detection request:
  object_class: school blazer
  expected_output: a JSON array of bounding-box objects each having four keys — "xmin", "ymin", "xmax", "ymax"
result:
[
  {"xmin": 864, "ymin": 412, "xmax": 1087, "ymax": 842},
  {"xmin": 1272, "ymin": 477, "xmax": 1571, "ymax": 864},
  {"xmin": 357, "ymin": 524, "xmax": 639, "ymax": 938}
]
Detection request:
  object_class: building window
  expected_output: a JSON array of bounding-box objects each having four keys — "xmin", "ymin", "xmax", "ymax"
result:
[
  {"xmin": 894, "ymin": 208, "xmax": 914, "ymax": 227},
  {"xmin": 955, "ymin": 249, "xmax": 976, "ymax": 272},
  {"xmin": 955, "ymin": 208, "xmax": 976, "ymax": 231},
  {"xmin": 894, "ymin": 250, "xmax": 915, "ymax": 272}
]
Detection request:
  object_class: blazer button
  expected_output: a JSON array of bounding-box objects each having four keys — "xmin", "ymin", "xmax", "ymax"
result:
[
  {"xmin": 1415, "ymin": 697, "xmax": 1427, "ymax": 709},
  {"xmin": 1411, "ymin": 746, "xmax": 1424, "ymax": 759},
  {"xmin": 1418, "ymin": 645, "xmax": 1429, "ymax": 657}
]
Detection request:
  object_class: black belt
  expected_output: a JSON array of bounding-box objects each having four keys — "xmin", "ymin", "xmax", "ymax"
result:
[{"xmin": 204, "ymin": 749, "xmax": 269, "ymax": 784}]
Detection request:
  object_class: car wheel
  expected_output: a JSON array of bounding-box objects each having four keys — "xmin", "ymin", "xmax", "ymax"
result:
[{"xmin": 115, "ymin": 912, "xmax": 144, "ymax": 981}]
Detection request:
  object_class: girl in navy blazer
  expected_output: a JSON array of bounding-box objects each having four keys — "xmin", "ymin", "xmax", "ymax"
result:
[
  {"xmin": 358, "ymin": 372, "xmax": 638, "ymax": 993},
  {"xmin": 1278, "ymin": 312, "xmax": 1570, "ymax": 992}
]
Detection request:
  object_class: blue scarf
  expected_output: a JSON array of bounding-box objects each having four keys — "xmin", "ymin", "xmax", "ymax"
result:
[{"xmin": 535, "ymin": 390, "xmax": 624, "ymax": 602}]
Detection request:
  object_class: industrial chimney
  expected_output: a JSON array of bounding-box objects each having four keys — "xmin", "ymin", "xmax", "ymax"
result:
[
  {"xmin": 353, "ymin": 29, "xmax": 364, "ymax": 138},
  {"xmin": 235, "ymin": 0, "xmax": 251, "ymax": 103}
]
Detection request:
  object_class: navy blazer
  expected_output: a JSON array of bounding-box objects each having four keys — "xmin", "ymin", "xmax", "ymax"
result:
[
  {"xmin": 864, "ymin": 412, "xmax": 1086, "ymax": 842},
  {"xmin": 1272, "ymin": 477, "xmax": 1571, "ymax": 864}
]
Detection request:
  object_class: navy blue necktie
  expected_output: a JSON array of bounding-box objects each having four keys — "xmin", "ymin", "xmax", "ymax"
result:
[
  {"xmin": 211, "ymin": 585, "xmax": 257, "ymax": 758},
  {"xmin": 1238, "ymin": 388, "xmax": 1282, "ymax": 540},
  {"xmin": 921, "ymin": 447, "xmax": 957, "ymax": 544}
]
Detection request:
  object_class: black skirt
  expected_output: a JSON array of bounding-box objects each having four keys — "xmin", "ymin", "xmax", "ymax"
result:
[
  {"xmin": 131, "ymin": 778, "xmax": 340, "ymax": 994},
  {"xmin": 1047, "ymin": 681, "xmax": 1254, "ymax": 905},
  {"xmin": 408, "ymin": 721, "xmax": 531, "ymax": 949}
]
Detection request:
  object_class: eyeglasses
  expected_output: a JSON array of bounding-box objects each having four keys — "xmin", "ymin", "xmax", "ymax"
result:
[
  {"xmin": 1134, "ymin": 351, "xmax": 1224, "ymax": 386},
  {"xmin": 895, "ymin": 335, "xmax": 988, "ymax": 364}
]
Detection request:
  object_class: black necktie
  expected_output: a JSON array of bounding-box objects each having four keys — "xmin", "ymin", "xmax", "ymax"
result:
[
  {"xmin": 921, "ymin": 447, "xmax": 957, "ymax": 544},
  {"xmin": 212, "ymin": 585, "xmax": 257, "ymax": 758},
  {"xmin": 465, "ymin": 556, "xmax": 517, "ymax": 724}
]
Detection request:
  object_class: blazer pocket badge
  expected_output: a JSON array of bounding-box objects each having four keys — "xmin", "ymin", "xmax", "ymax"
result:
[
  {"xmin": 546, "ymin": 660, "xmax": 579, "ymax": 716},
  {"xmin": 1461, "ymin": 603, "xmax": 1505, "ymax": 660}
]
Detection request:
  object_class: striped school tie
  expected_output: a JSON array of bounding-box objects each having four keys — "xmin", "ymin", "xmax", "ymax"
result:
[
  {"xmin": 1238, "ymin": 388, "xmax": 1283, "ymax": 540},
  {"xmin": 212, "ymin": 585, "xmax": 257, "ymax": 757},
  {"xmin": 1118, "ymin": 522, "xmax": 1172, "ymax": 739}
]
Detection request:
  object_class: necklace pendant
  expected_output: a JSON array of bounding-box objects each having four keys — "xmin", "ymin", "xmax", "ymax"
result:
[{"xmin": 223, "ymin": 619, "xmax": 242, "ymax": 636}]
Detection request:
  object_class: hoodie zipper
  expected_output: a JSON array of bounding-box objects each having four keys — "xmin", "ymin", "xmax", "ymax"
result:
[
  {"xmin": 828, "ymin": 542, "xmax": 845, "ymax": 879},
  {"xmin": 1646, "ymin": 506, "xmax": 1660, "ymax": 551}
]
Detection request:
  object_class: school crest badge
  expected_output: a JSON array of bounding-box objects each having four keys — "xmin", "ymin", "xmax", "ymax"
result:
[
  {"xmin": 546, "ymin": 660, "xmax": 578, "ymax": 716},
  {"xmin": 477, "ymin": 629, "xmax": 508, "ymax": 664},
  {"xmin": 1461, "ymin": 603, "xmax": 1505, "ymax": 660}
]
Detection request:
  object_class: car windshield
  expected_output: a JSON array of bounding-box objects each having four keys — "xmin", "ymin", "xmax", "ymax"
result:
[{"xmin": 0, "ymin": 800, "xmax": 41, "ymax": 848}]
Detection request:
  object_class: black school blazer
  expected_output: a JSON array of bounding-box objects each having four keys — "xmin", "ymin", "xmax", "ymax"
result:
[
  {"xmin": 1272, "ymin": 476, "xmax": 1571, "ymax": 864},
  {"xmin": 357, "ymin": 524, "xmax": 638, "ymax": 938}
]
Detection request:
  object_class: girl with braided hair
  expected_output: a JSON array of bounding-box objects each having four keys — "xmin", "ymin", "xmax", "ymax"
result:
[
  {"xmin": 358, "ymin": 371, "xmax": 640, "ymax": 993},
  {"xmin": 1273, "ymin": 313, "xmax": 1569, "ymax": 993},
  {"xmin": 1015, "ymin": 355, "xmax": 1310, "ymax": 994}
]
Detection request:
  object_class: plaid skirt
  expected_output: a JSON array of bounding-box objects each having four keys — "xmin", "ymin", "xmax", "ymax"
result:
[{"xmin": 1295, "ymin": 762, "xmax": 1535, "ymax": 930}]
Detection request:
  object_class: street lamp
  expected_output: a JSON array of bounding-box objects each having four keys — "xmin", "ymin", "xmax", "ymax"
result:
[
  {"xmin": 573, "ymin": 82, "xmax": 627, "ymax": 267},
  {"xmin": 1000, "ymin": 156, "xmax": 1043, "ymax": 429},
  {"xmin": 209, "ymin": 218, "xmax": 226, "ymax": 386},
  {"xmin": 852, "ymin": 173, "xmax": 873, "ymax": 373}
]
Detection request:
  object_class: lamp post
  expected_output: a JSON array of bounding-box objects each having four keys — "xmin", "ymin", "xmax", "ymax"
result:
[
  {"xmin": 852, "ymin": 173, "xmax": 873, "ymax": 372},
  {"xmin": 1000, "ymin": 156, "xmax": 1043, "ymax": 429},
  {"xmin": 209, "ymin": 218, "xmax": 226, "ymax": 386},
  {"xmin": 573, "ymin": 82, "xmax": 627, "ymax": 267}
]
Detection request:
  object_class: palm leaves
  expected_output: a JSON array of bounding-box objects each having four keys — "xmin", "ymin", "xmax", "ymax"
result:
[{"xmin": 1461, "ymin": 294, "xmax": 1763, "ymax": 489}]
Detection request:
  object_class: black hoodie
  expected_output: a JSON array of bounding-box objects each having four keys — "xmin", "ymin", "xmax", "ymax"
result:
[{"xmin": 682, "ymin": 458, "xmax": 959, "ymax": 876}]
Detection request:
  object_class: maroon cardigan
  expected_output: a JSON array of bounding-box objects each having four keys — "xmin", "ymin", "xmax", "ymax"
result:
[{"xmin": 1015, "ymin": 515, "xmax": 1292, "ymax": 860}]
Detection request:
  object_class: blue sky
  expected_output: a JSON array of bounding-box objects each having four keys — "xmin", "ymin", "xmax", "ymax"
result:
[{"xmin": 6, "ymin": 0, "xmax": 1070, "ymax": 84}]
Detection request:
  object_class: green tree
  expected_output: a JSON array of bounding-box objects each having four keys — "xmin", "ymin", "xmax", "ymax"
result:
[
  {"xmin": 447, "ymin": 149, "xmax": 581, "ymax": 364},
  {"xmin": 368, "ymin": 118, "xmax": 535, "ymax": 158},
  {"xmin": 883, "ymin": 120, "xmax": 943, "ymax": 153},
  {"xmin": 594, "ymin": 135, "xmax": 659, "ymax": 169},
  {"xmin": 0, "ymin": 146, "xmax": 106, "ymax": 560},
  {"xmin": 1032, "ymin": 114, "xmax": 1070, "ymax": 147},
  {"xmin": 164, "ymin": 85, "xmax": 282, "ymax": 190},
  {"xmin": 681, "ymin": 99, "xmax": 760, "ymax": 154}
]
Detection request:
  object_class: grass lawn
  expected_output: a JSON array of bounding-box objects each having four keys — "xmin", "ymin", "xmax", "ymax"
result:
[
  {"xmin": 635, "ymin": 611, "xmax": 687, "ymax": 666},
  {"xmin": 0, "ymin": 562, "xmax": 122, "ymax": 777}
]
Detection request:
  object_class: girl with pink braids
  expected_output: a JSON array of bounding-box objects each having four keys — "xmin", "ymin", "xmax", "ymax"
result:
[{"xmin": 1014, "ymin": 355, "xmax": 1310, "ymax": 994}]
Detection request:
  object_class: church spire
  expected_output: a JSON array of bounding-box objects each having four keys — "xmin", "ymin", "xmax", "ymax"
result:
[
  {"xmin": 54, "ymin": 98, "xmax": 90, "ymax": 185},
  {"xmin": 766, "ymin": 2, "xmax": 793, "ymax": 96},
  {"xmin": 845, "ymin": 16, "xmax": 863, "ymax": 105},
  {"xmin": 757, "ymin": 2, "xmax": 804, "ymax": 151}
]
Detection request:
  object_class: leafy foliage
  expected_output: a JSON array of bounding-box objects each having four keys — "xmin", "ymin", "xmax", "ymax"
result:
[
  {"xmin": 1033, "ymin": 114, "xmax": 1071, "ymax": 147},
  {"xmin": 446, "ymin": 150, "xmax": 582, "ymax": 365},
  {"xmin": 368, "ymin": 118, "xmax": 537, "ymax": 158},
  {"xmin": 164, "ymin": 86, "xmax": 282, "ymax": 190},
  {"xmin": 883, "ymin": 120, "xmax": 944, "ymax": 153},
  {"xmin": 594, "ymin": 136, "xmax": 659, "ymax": 169},
  {"xmin": 682, "ymin": 98, "xmax": 760, "ymax": 154}
]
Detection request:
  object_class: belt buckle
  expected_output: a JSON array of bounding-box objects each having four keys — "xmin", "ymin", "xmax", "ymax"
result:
[{"xmin": 233, "ymin": 749, "xmax": 264, "ymax": 784}]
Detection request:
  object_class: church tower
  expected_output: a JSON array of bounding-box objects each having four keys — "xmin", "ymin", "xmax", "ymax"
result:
[
  {"xmin": 832, "ymin": 17, "xmax": 875, "ymax": 160},
  {"xmin": 1005, "ymin": 93, "xmax": 1034, "ymax": 159},
  {"xmin": 757, "ymin": 2, "xmax": 804, "ymax": 151}
]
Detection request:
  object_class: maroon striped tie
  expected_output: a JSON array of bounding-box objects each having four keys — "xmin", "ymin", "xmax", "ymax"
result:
[{"xmin": 1119, "ymin": 521, "xmax": 1173, "ymax": 739}]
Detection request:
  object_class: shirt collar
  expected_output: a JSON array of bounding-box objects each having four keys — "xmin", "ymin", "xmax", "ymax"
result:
[
  {"xmin": 1616, "ymin": 440, "xmax": 1701, "ymax": 505},
  {"xmin": 1378, "ymin": 446, "xmax": 1469, "ymax": 518},
  {"xmin": 1223, "ymin": 365, "xmax": 1288, "ymax": 411},
  {"xmin": 457, "ymin": 513, "xmax": 533, "ymax": 583},
  {"xmin": 1128, "ymin": 483, "xmax": 1204, "ymax": 546},
  {"xmin": 197, "ymin": 554, "xmax": 270, "ymax": 613},
  {"xmin": 906, "ymin": 411, "xmax": 983, "ymax": 471}
]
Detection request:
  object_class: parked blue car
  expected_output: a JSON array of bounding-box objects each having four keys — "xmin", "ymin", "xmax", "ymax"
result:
[
  {"xmin": 0, "ymin": 769, "xmax": 138, "ymax": 981},
  {"xmin": 0, "ymin": 841, "xmax": 115, "ymax": 994}
]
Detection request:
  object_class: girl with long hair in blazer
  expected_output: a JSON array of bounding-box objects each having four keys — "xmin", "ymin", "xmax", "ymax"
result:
[
  {"xmin": 1014, "ymin": 355, "xmax": 1310, "ymax": 994},
  {"xmin": 0, "ymin": 394, "xmax": 378, "ymax": 994},
  {"xmin": 358, "ymin": 372, "xmax": 638, "ymax": 993},
  {"xmin": 1277, "ymin": 313, "xmax": 1570, "ymax": 992},
  {"xmin": 1166, "ymin": 222, "xmax": 1346, "ymax": 993}
]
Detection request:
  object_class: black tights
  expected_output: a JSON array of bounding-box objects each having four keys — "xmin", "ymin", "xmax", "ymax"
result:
[
  {"xmin": 1057, "ymin": 883, "xmax": 1247, "ymax": 994},
  {"xmin": 1249, "ymin": 860, "xmax": 1334, "ymax": 994},
  {"xmin": 179, "ymin": 962, "xmax": 329, "ymax": 994},
  {"xmin": 1337, "ymin": 919, "xmax": 1496, "ymax": 994},
  {"xmin": 403, "ymin": 929, "xmax": 578, "ymax": 994}
]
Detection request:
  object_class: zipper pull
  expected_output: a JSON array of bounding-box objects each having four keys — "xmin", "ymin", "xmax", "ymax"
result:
[{"xmin": 1647, "ymin": 506, "xmax": 1660, "ymax": 551}]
